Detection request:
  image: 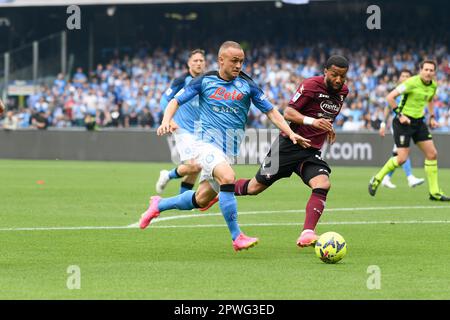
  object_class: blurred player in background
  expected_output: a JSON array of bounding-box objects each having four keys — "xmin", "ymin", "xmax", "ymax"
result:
[
  {"xmin": 0, "ymin": 98, "xmax": 4, "ymax": 115},
  {"xmin": 378, "ymin": 69, "xmax": 425, "ymax": 189},
  {"xmin": 233, "ymin": 55, "xmax": 349, "ymax": 247},
  {"xmin": 140, "ymin": 41, "xmax": 310, "ymax": 251},
  {"xmin": 369, "ymin": 60, "xmax": 450, "ymax": 201},
  {"xmin": 155, "ymin": 49, "xmax": 206, "ymax": 195}
]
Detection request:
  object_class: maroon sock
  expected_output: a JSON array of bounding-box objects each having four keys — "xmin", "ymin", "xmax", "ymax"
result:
[
  {"xmin": 303, "ymin": 188, "xmax": 328, "ymax": 231},
  {"xmin": 234, "ymin": 179, "xmax": 250, "ymax": 196}
]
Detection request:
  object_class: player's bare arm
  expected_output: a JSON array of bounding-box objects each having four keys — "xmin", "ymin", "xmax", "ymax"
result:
[
  {"xmin": 386, "ymin": 88, "xmax": 410, "ymax": 125},
  {"xmin": 0, "ymin": 99, "xmax": 4, "ymax": 115},
  {"xmin": 265, "ymin": 108, "xmax": 311, "ymax": 148},
  {"xmin": 379, "ymin": 106, "xmax": 391, "ymax": 137},
  {"xmin": 157, "ymin": 98, "xmax": 180, "ymax": 135},
  {"xmin": 327, "ymin": 127, "xmax": 336, "ymax": 145},
  {"xmin": 427, "ymin": 100, "xmax": 438, "ymax": 129},
  {"xmin": 284, "ymin": 106, "xmax": 333, "ymax": 132}
]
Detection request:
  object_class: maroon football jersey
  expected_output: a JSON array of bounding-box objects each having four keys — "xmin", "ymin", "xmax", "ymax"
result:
[{"xmin": 283, "ymin": 75, "xmax": 349, "ymax": 149}]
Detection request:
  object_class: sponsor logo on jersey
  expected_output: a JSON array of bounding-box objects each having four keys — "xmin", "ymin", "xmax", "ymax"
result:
[
  {"xmin": 318, "ymin": 93, "xmax": 330, "ymax": 98},
  {"xmin": 320, "ymin": 100, "xmax": 340, "ymax": 114},
  {"xmin": 292, "ymin": 92, "xmax": 301, "ymax": 102},
  {"xmin": 234, "ymin": 80, "xmax": 243, "ymax": 88},
  {"xmin": 209, "ymin": 87, "xmax": 244, "ymax": 101},
  {"xmin": 212, "ymin": 106, "xmax": 239, "ymax": 114}
]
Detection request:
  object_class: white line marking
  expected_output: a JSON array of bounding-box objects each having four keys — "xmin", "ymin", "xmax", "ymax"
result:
[
  {"xmin": 0, "ymin": 205, "xmax": 448, "ymax": 232},
  {"xmin": 148, "ymin": 205, "xmax": 450, "ymax": 225},
  {"xmin": 149, "ymin": 220, "xmax": 450, "ymax": 229}
]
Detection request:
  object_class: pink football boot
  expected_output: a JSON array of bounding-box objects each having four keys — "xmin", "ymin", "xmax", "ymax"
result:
[
  {"xmin": 296, "ymin": 229, "xmax": 319, "ymax": 247},
  {"xmin": 139, "ymin": 196, "xmax": 162, "ymax": 229},
  {"xmin": 232, "ymin": 233, "xmax": 259, "ymax": 251}
]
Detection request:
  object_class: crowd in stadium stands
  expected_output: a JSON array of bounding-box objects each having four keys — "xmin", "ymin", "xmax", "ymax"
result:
[{"xmin": 2, "ymin": 43, "xmax": 449, "ymax": 132}]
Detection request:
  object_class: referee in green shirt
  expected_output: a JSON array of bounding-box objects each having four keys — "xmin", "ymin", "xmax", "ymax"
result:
[{"xmin": 369, "ymin": 60, "xmax": 449, "ymax": 201}]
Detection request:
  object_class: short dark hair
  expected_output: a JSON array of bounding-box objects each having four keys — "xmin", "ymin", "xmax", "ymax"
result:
[
  {"xmin": 189, "ymin": 49, "xmax": 205, "ymax": 58},
  {"xmin": 420, "ymin": 59, "xmax": 437, "ymax": 70},
  {"xmin": 398, "ymin": 68, "xmax": 412, "ymax": 77},
  {"xmin": 218, "ymin": 41, "xmax": 243, "ymax": 56},
  {"xmin": 325, "ymin": 55, "xmax": 349, "ymax": 69}
]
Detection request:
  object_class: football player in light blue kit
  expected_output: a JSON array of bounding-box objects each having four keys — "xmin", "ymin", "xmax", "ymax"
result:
[
  {"xmin": 378, "ymin": 69, "xmax": 424, "ymax": 189},
  {"xmin": 140, "ymin": 41, "xmax": 311, "ymax": 251},
  {"xmin": 155, "ymin": 49, "xmax": 206, "ymax": 195}
]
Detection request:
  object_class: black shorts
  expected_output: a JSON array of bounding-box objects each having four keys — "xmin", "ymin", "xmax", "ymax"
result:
[
  {"xmin": 255, "ymin": 135, "xmax": 331, "ymax": 187},
  {"xmin": 392, "ymin": 116, "xmax": 432, "ymax": 148}
]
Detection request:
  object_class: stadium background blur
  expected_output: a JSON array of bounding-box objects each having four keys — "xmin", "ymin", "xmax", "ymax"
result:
[
  {"xmin": 1, "ymin": 0, "xmax": 450, "ymax": 302},
  {"xmin": 0, "ymin": 0, "xmax": 449, "ymax": 132}
]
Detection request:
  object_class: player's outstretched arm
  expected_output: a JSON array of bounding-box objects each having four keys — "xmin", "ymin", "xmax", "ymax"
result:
[
  {"xmin": 284, "ymin": 106, "xmax": 333, "ymax": 132},
  {"xmin": 157, "ymin": 98, "xmax": 179, "ymax": 136},
  {"xmin": 265, "ymin": 108, "xmax": 311, "ymax": 148},
  {"xmin": 379, "ymin": 106, "xmax": 391, "ymax": 137}
]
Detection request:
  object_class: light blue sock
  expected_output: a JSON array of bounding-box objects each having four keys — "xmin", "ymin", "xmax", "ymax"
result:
[
  {"xmin": 158, "ymin": 190, "xmax": 195, "ymax": 212},
  {"xmin": 219, "ymin": 191, "xmax": 241, "ymax": 241},
  {"xmin": 168, "ymin": 168, "xmax": 181, "ymax": 180},
  {"xmin": 402, "ymin": 158, "xmax": 413, "ymax": 177},
  {"xmin": 387, "ymin": 170, "xmax": 395, "ymax": 178},
  {"xmin": 179, "ymin": 182, "xmax": 194, "ymax": 195}
]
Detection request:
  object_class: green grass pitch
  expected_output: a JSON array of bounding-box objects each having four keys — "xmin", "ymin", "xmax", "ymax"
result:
[{"xmin": 1, "ymin": 159, "xmax": 449, "ymax": 299}]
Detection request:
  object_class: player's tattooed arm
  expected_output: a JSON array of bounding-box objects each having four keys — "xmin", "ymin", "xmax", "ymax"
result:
[{"xmin": 284, "ymin": 107, "xmax": 333, "ymax": 132}]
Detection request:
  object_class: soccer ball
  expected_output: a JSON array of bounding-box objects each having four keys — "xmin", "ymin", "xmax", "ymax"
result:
[{"xmin": 315, "ymin": 232, "xmax": 347, "ymax": 264}]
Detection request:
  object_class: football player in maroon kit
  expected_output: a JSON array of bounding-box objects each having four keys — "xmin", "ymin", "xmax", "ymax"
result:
[{"xmin": 234, "ymin": 55, "xmax": 349, "ymax": 247}]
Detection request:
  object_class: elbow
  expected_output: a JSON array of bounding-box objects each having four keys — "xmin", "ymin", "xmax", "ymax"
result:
[{"xmin": 386, "ymin": 97, "xmax": 394, "ymax": 106}]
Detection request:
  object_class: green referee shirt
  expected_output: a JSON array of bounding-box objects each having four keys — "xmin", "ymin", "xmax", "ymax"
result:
[{"xmin": 395, "ymin": 75, "xmax": 437, "ymax": 119}]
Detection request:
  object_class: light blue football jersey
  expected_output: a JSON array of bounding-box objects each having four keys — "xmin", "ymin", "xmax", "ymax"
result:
[{"xmin": 175, "ymin": 71, "xmax": 273, "ymax": 156}]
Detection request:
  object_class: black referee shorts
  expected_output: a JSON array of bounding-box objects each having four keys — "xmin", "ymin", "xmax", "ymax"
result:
[
  {"xmin": 393, "ymin": 116, "xmax": 432, "ymax": 148},
  {"xmin": 255, "ymin": 135, "xmax": 331, "ymax": 187}
]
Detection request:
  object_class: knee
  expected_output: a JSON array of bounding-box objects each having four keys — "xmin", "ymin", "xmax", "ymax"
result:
[
  {"xmin": 218, "ymin": 176, "xmax": 235, "ymax": 185},
  {"xmin": 246, "ymin": 185, "xmax": 260, "ymax": 195},
  {"xmin": 396, "ymin": 157, "xmax": 407, "ymax": 166},
  {"xmin": 192, "ymin": 163, "xmax": 202, "ymax": 173},
  {"xmin": 317, "ymin": 181, "xmax": 331, "ymax": 191},
  {"xmin": 247, "ymin": 182, "xmax": 266, "ymax": 195},
  {"xmin": 310, "ymin": 180, "xmax": 331, "ymax": 191},
  {"xmin": 426, "ymin": 149, "xmax": 438, "ymax": 160}
]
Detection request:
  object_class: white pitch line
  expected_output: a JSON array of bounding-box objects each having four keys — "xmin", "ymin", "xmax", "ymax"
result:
[
  {"xmin": 148, "ymin": 205, "xmax": 450, "ymax": 225},
  {"xmin": 1, "ymin": 205, "xmax": 449, "ymax": 232},
  {"xmin": 1, "ymin": 220, "xmax": 449, "ymax": 232},
  {"xmin": 0, "ymin": 225, "xmax": 135, "ymax": 232},
  {"xmin": 149, "ymin": 220, "xmax": 450, "ymax": 229}
]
